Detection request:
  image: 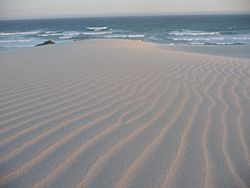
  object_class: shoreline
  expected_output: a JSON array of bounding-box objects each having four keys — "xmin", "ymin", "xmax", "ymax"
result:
[
  {"xmin": 161, "ymin": 44, "xmax": 250, "ymax": 59},
  {"xmin": 1, "ymin": 39, "xmax": 250, "ymax": 59}
]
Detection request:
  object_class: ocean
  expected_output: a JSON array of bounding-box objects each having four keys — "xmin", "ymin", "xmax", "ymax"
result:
[{"xmin": 0, "ymin": 14, "xmax": 250, "ymax": 51}]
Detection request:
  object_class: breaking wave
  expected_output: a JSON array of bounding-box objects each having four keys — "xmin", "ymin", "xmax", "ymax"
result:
[
  {"xmin": 169, "ymin": 30, "xmax": 220, "ymax": 36},
  {"xmin": 0, "ymin": 31, "xmax": 39, "ymax": 36},
  {"xmin": 0, "ymin": 39, "xmax": 32, "ymax": 43},
  {"xmin": 81, "ymin": 31, "xmax": 113, "ymax": 35},
  {"xmin": 86, "ymin": 27, "xmax": 109, "ymax": 31},
  {"xmin": 105, "ymin": 34, "xmax": 145, "ymax": 38}
]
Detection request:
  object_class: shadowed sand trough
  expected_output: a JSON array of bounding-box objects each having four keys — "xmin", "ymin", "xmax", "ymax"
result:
[{"xmin": 0, "ymin": 40, "xmax": 250, "ymax": 188}]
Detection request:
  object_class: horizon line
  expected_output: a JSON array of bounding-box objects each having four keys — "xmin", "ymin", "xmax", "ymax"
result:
[{"xmin": 0, "ymin": 11, "xmax": 250, "ymax": 21}]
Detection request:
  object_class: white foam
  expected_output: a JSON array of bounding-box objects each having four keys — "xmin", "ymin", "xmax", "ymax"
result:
[
  {"xmin": 58, "ymin": 31, "xmax": 81, "ymax": 39},
  {"xmin": 81, "ymin": 31, "xmax": 112, "ymax": 35},
  {"xmin": 45, "ymin": 31, "xmax": 57, "ymax": 34},
  {"xmin": 39, "ymin": 31, "xmax": 80, "ymax": 38},
  {"xmin": 64, "ymin": 31, "xmax": 81, "ymax": 36},
  {"xmin": 0, "ymin": 31, "xmax": 38, "ymax": 36},
  {"xmin": 169, "ymin": 30, "xmax": 220, "ymax": 36},
  {"xmin": 38, "ymin": 33, "xmax": 62, "ymax": 37},
  {"xmin": 0, "ymin": 39, "xmax": 32, "ymax": 43},
  {"xmin": 172, "ymin": 37, "xmax": 224, "ymax": 41},
  {"xmin": 60, "ymin": 31, "xmax": 81, "ymax": 38},
  {"xmin": 232, "ymin": 37, "xmax": 250, "ymax": 40},
  {"xmin": 105, "ymin": 34, "xmax": 145, "ymax": 38},
  {"xmin": 215, "ymin": 42, "xmax": 235, "ymax": 45},
  {"xmin": 86, "ymin": 27, "xmax": 108, "ymax": 31},
  {"xmin": 59, "ymin": 36, "xmax": 73, "ymax": 39}
]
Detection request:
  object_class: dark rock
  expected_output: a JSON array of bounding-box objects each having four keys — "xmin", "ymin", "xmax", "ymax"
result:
[{"xmin": 36, "ymin": 40, "xmax": 55, "ymax": 47}]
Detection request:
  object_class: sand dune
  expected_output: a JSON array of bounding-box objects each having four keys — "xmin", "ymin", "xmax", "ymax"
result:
[{"xmin": 0, "ymin": 40, "xmax": 250, "ymax": 188}]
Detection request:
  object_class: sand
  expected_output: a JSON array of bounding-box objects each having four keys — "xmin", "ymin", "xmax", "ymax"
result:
[
  {"xmin": 0, "ymin": 39, "xmax": 249, "ymax": 188},
  {"xmin": 162, "ymin": 44, "xmax": 250, "ymax": 59}
]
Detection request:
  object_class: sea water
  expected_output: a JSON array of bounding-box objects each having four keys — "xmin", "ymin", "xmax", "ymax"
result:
[{"xmin": 0, "ymin": 14, "xmax": 250, "ymax": 51}]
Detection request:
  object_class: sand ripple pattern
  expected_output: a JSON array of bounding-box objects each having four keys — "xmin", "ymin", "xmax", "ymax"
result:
[{"xmin": 0, "ymin": 40, "xmax": 249, "ymax": 188}]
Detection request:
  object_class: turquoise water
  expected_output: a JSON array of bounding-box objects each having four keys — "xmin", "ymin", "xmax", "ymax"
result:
[{"xmin": 0, "ymin": 14, "xmax": 250, "ymax": 51}]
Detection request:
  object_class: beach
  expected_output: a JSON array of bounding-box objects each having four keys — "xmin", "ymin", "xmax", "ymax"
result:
[{"xmin": 0, "ymin": 39, "xmax": 250, "ymax": 188}]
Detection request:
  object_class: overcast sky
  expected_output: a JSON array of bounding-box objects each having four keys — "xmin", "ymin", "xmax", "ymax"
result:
[{"xmin": 0, "ymin": 0, "xmax": 250, "ymax": 20}]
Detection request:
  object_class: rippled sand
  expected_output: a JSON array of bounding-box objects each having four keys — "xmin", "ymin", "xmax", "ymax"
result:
[{"xmin": 0, "ymin": 40, "xmax": 250, "ymax": 188}]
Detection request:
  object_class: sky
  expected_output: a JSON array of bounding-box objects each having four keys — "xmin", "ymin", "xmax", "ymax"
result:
[{"xmin": 0, "ymin": 0, "xmax": 250, "ymax": 20}]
